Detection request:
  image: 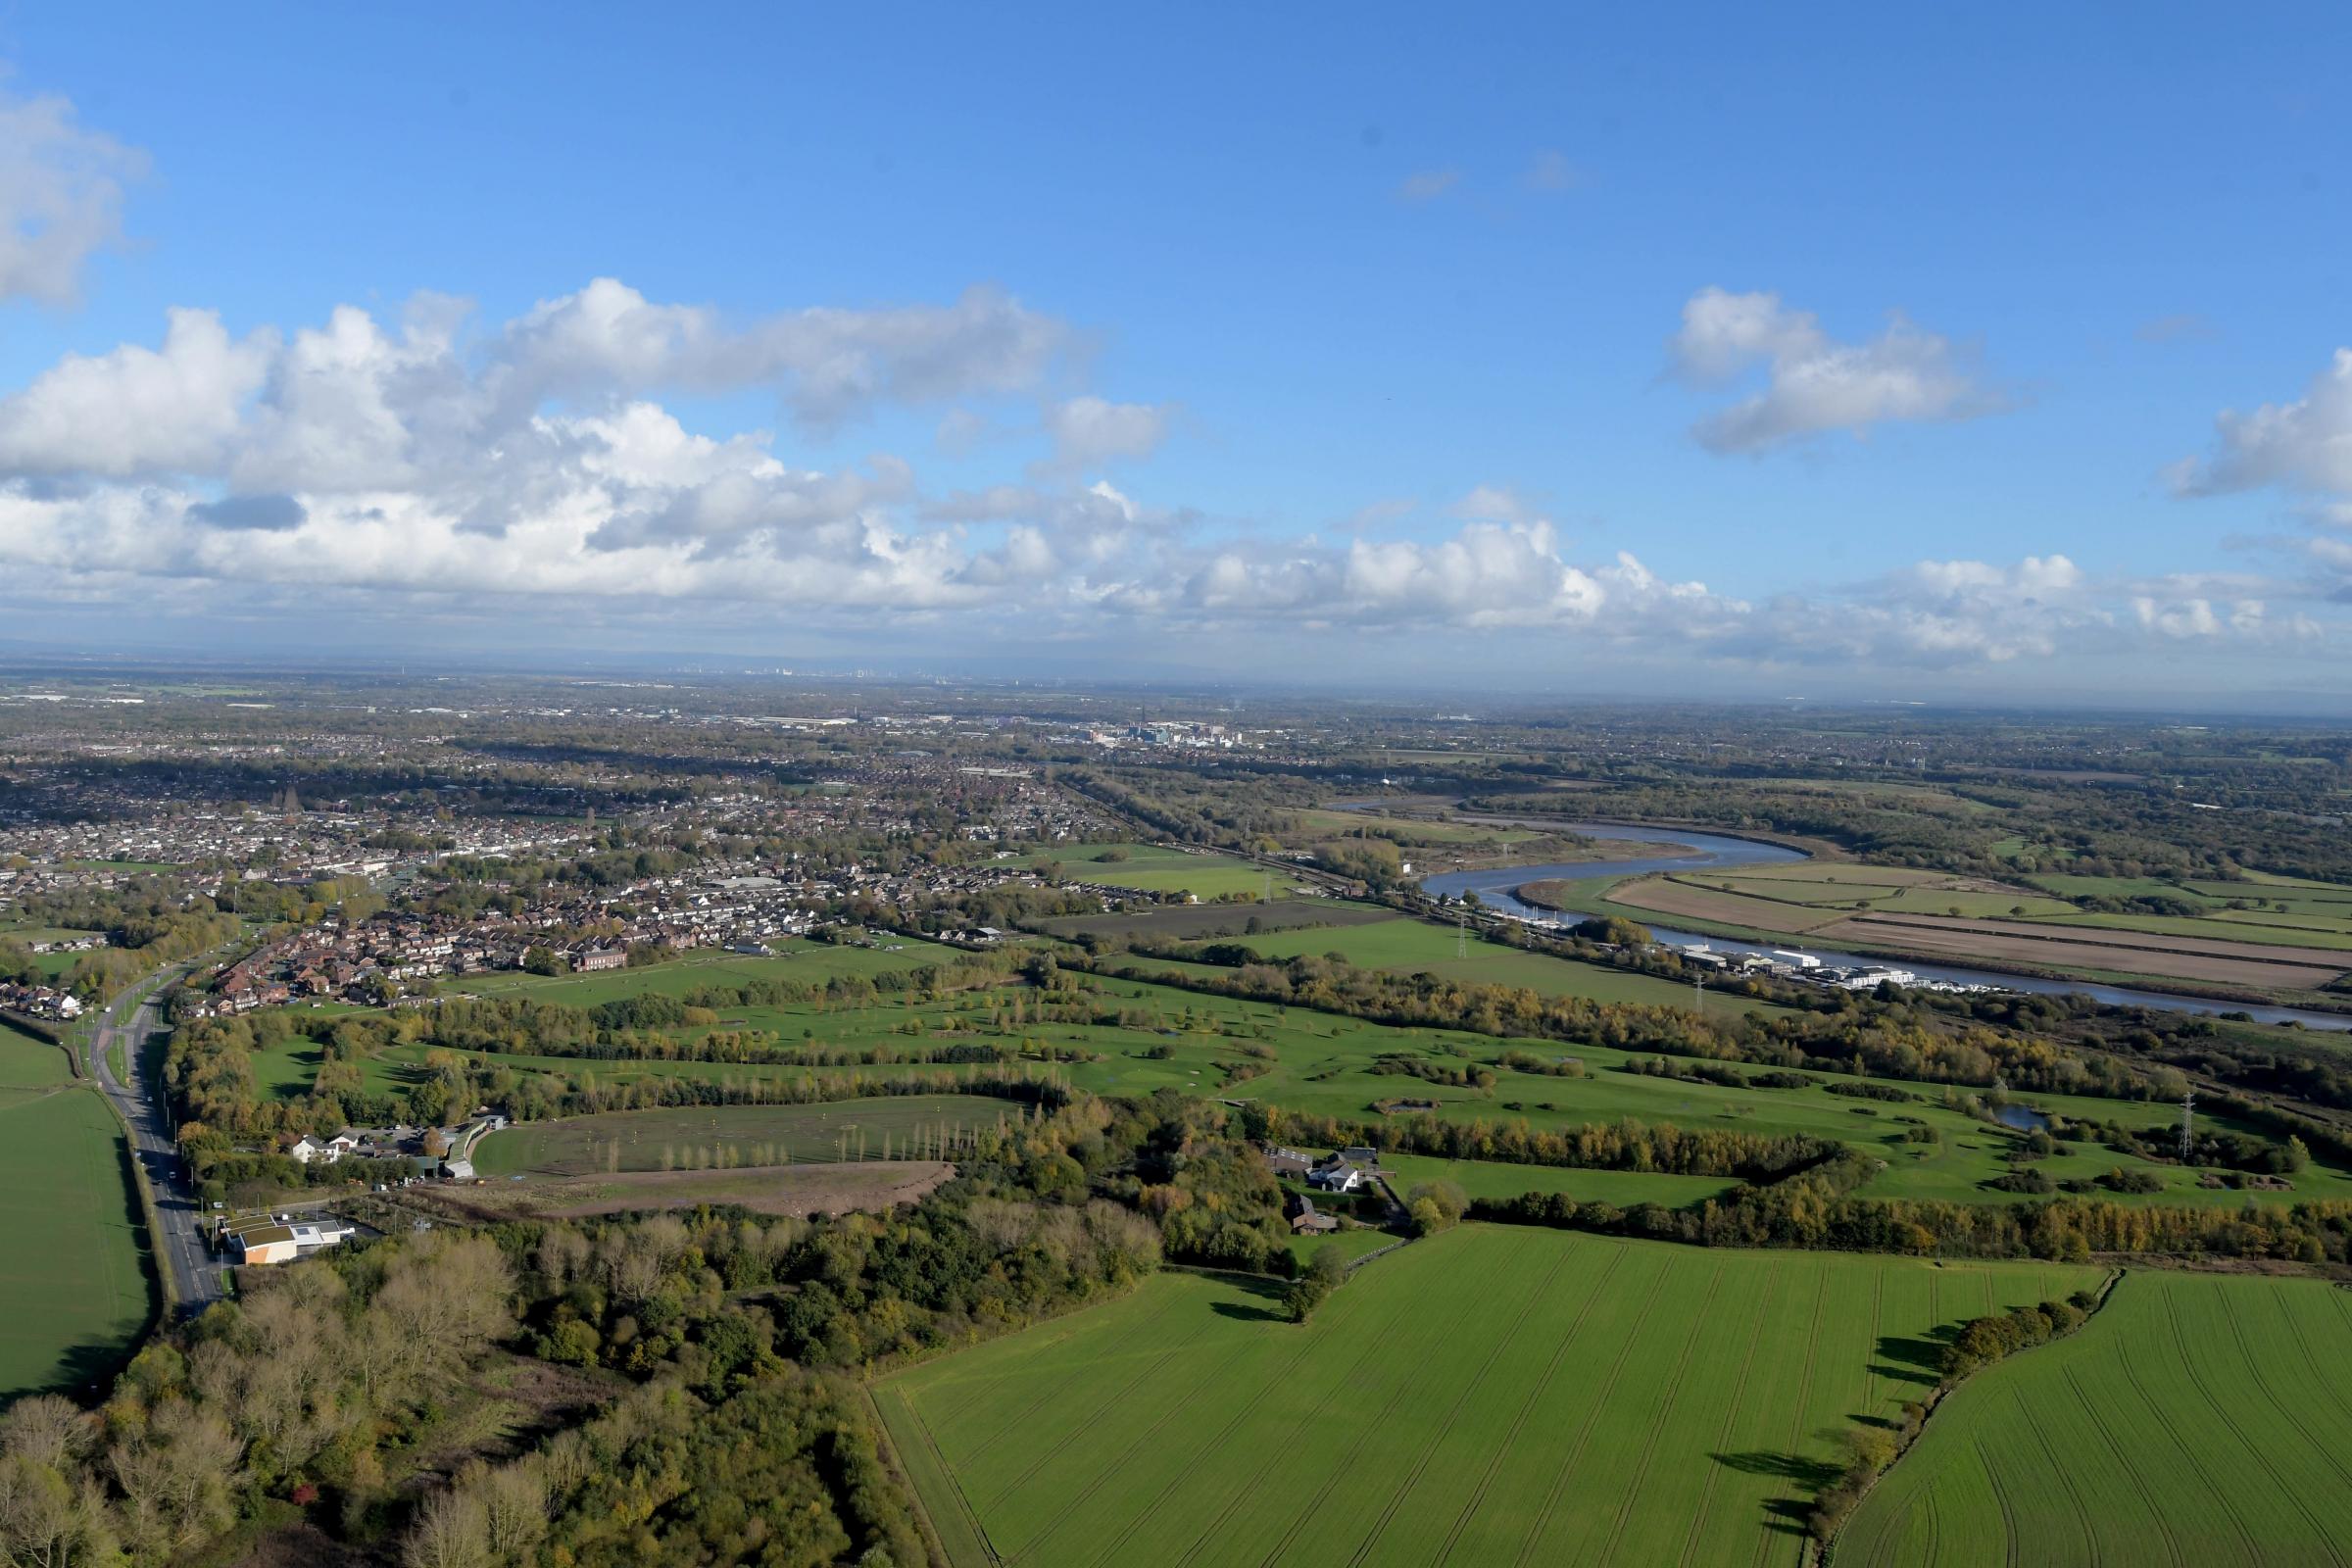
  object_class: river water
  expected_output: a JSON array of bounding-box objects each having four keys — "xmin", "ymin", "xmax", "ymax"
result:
[{"xmin": 1413, "ymin": 818, "xmax": 2352, "ymax": 1032}]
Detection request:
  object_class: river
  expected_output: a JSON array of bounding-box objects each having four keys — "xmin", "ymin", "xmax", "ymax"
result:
[{"xmin": 1412, "ymin": 818, "xmax": 2352, "ymax": 1032}]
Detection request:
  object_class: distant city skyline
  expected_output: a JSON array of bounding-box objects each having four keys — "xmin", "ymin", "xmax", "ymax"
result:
[{"xmin": 3, "ymin": 4, "xmax": 2352, "ymax": 705}]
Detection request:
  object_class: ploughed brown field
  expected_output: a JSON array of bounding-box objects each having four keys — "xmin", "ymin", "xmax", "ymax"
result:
[
  {"xmin": 1842, "ymin": 912, "xmax": 2352, "ymax": 969},
  {"xmin": 1606, "ymin": 875, "xmax": 2351, "ymax": 991},
  {"xmin": 1815, "ymin": 916, "xmax": 2346, "ymax": 990}
]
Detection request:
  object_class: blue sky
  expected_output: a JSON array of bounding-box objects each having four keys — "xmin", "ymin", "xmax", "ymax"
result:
[{"xmin": 2, "ymin": 3, "xmax": 2350, "ymax": 704}]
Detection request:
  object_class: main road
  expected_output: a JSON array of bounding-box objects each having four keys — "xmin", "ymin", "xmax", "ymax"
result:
[{"xmin": 85, "ymin": 972, "xmax": 229, "ymax": 1314}]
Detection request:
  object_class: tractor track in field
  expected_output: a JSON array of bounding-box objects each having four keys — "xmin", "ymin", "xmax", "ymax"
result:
[
  {"xmin": 2062, "ymin": 1363, "xmax": 2187, "ymax": 1568},
  {"xmin": 1592, "ymin": 1261, "xmax": 1729, "ymax": 1566},
  {"xmin": 978, "ymin": 1308, "xmax": 1223, "ymax": 1517},
  {"xmin": 1004, "ymin": 1317, "xmax": 1271, "ymax": 1568},
  {"xmin": 2213, "ymin": 1290, "xmax": 2352, "ymax": 1564},
  {"xmin": 1435, "ymin": 1248, "xmax": 1630, "ymax": 1568},
  {"xmin": 2019, "ymin": 1388, "xmax": 2103, "ymax": 1568},
  {"xmin": 923, "ymin": 1318, "xmax": 1093, "ymax": 1429},
  {"xmin": 2113, "ymin": 1328, "xmax": 2260, "ymax": 1568},
  {"xmin": 2270, "ymin": 1288, "xmax": 2352, "ymax": 1429},
  {"xmin": 1978, "ymin": 1435, "xmax": 2020, "ymax": 1568},
  {"xmin": 892, "ymin": 1387, "xmax": 1004, "ymax": 1568},
  {"xmin": 959, "ymin": 1291, "xmax": 1188, "ymax": 1460},
  {"xmin": 1748, "ymin": 1266, "xmax": 1831, "ymax": 1568},
  {"xmin": 1675, "ymin": 1260, "xmax": 1781, "ymax": 1568},
  {"xmin": 1511, "ymin": 1252, "xmax": 1678, "ymax": 1568},
  {"xmin": 2226, "ymin": 1287, "xmax": 2352, "ymax": 1491},
  {"xmin": 1342, "ymin": 1244, "xmax": 1577, "ymax": 1568},
  {"xmin": 2162, "ymin": 1285, "xmax": 2344, "ymax": 1561},
  {"xmin": 1862, "ymin": 1266, "xmax": 1884, "ymax": 1408},
  {"xmin": 1161, "ymin": 1279, "xmax": 1433, "ymax": 1568},
  {"xmin": 1248, "ymin": 1303, "xmax": 1463, "ymax": 1568}
]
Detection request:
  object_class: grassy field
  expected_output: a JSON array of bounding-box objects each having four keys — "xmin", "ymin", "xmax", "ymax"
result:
[
  {"xmin": 877, "ymin": 1225, "xmax": 2098, "ymax": 1568},
  {"xmin": 0, "ymin": 1031, "xmax": 156, "ymax": 1401},
  {"xmin": 1284, "ymin": 1225, "xmax": 1397, "ymax": 1268},
  {"xmin": 332, "ymin": 963, "xmax": 2352, "ymax": 1209},
  {"xmin": 1035, "ymin": 900, "xmax": 1391, "ymax": 943},
  {"xmin": 1028, "ymin": 843, "xmax": 1276, "ymax": 900},
  {"xmin": 251, "ymin": 1039, "xmax": 323, "ymax": 1101},
  {"xmin": 432, "ymin": 935, "xmax": 962, "ymax": 1004},
  {"xmin": 1224, "ymin": 912, "xmax": 1782, "ymax": 1013},
  {"xmin": 1372, "ymin": 1152, "xmax": 1738, "ymax": 1207},
  {"xmin": 1840, "ymin": 1268, "xmax": 2352, "ymax": 1566},
  {"xmin": 472, "ymin": 1093, "xmax": 1024, "ymax": 1175}
]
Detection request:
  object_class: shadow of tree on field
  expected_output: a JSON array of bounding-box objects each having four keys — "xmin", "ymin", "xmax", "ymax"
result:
[
  {"xmin": 1710, "ymin": 1450, "xmax": 1842, "ymax": 1488},
  {"xmin": 1210, "ymin": 1298, "xmax": 1289, "ymax": 1324},
  {"xmin": 32, "ymin": 1336, "xmax": 144, "ymax": 1402},
  {"xmin": 1206, "ymin": 1274, "xmax": 1291, "ymax": 1323},
  {"xmin": 1713, "ymin": 1451, "xmax": 1843, "ymax": 1538},
  {"xmin": 1876, "ymin": 1328, "xmax": 1955, "ymax": 1384}
]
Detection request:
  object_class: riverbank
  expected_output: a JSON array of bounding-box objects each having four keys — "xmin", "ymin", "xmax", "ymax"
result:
[{"xmin": 1419, "ymin": 821, "xmax": 2352, "ymax": 1032}]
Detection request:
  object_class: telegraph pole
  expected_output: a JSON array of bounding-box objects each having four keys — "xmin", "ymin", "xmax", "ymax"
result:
[{"xmin": 2180, "ymin": 1091, "xmax": 2195, "ymax": 1163}]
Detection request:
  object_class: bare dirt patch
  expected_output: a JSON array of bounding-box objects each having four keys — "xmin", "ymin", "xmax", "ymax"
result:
[
  {"xmin": 1823, "ymin": 914, "xmax": 2347, "ymax": 988},
  {"xmin": 411, "ymin": 1159, "xmax": 955, "ymax": 1222},
  {"xmin": 1860, "ymin": 912, "xmax": 2352, "ymax": 967}
]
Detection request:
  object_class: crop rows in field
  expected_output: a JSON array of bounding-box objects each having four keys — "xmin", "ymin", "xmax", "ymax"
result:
[
  {"xmin": 1838, "ymin": 1269, "xmax": 2352, "ymax": 1567},
  {"xmin": 878, "ymin": 1226, "xmax": 2098, "ymax": 1568},
  {"xmin": 471, "ymin": 1092, "xmax": 1019, "ymax": 1174}
]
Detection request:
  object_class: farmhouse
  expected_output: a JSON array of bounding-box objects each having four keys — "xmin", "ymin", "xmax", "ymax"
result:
[
  {"xmin": 1262, "ymin": 1145, "xmax": 1317, "ymax": 1180},
  {"xmin": 1307, "ymin": 1162, "xmax": 1363, "ymax": 1195},
  {"xmin": 576, "ymin": 947, "xmax": 627, "ymax": 972},
  {"xmin": 1288, "ymin": 1195, "xmax": 1340, "ymax": 1235}
]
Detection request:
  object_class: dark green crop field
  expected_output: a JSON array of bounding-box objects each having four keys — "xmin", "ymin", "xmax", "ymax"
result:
[
  {"xmin": 1839, "ymin": 1268, "xmax": 2352, "ymax": 1566},
  {"xmin": 878, "ymin": 1225, "xmax": 2097, "ymax": 1568}
]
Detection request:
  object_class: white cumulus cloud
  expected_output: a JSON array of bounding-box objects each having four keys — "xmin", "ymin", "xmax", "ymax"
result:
[
  {"xmin": 1671, "ymin": 287, "xmax": 2004, "ymax": 454},
  {"xmin": 1041, "ymin": 396, "xmax": 1173, "ymax": 470},
  {"xmin": 0, "ymin": 86, "xmax": 145, "ymax": 302}
]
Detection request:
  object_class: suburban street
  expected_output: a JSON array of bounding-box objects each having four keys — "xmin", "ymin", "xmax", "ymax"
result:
[{"xmin": 85, "ymin": 973, "xmax": 228, "ymax": 1314}]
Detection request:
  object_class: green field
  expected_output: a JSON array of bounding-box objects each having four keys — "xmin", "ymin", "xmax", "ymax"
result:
[
  {"xmin": 0, "ymin": 1032, "xmax": 156, "ymax": 1401},
  {"xmin": 1284, "ymin": 1225, "xmax": 1396, "ymax": 1268},
  {"xmin": 1840, "ymin": 1268, "xmax": 2352, "ymax": 1566},
  {"xmin": 472, "ymin": 1093, "xmax": 1022, "ymax": 1174},
  {"xmin": 1029, "ymin": 843, "xmax": 1274, "ymax": 900},
  {"xmin": 433, "ymin": 935, "xmax": 961, "ymax": 1005},
  {"xmin": 251, "ymin": 1039, "xmax": 323, "ymax": 1101},
  {"xmin": 1226, "ymin": 912, "xmax": 1782, "ymax": 1013},
  {"xmin": 330, "ymin": 962, "xmax": 2352, "ymax": 1210},
  {"xmin": 877, "ymin": 1225, "xmax": 2098, "ymax": 1568},
  {"xmin": 1373, "ymin": 1152, "xmax": 1738, "ymax": 1208}
]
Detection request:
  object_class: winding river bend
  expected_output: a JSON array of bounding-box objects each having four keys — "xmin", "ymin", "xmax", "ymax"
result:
[{"xmin": 1414, "ymin": 819, "xmax": 2352, "ymax": 1032}]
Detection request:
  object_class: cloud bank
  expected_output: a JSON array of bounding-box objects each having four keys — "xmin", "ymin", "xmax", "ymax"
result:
[{"xmin": 0, "ymin": 282, "xmax": 2287, "ymax": 676}]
